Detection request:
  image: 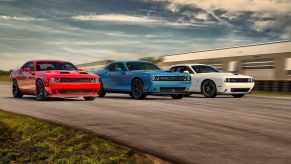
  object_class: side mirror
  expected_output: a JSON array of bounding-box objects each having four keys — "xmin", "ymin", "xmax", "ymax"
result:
[
  {"xmin": 184, "ymin": 70, "xmax": 190, "ymax": 74},
  {"xmin": 24, "ymin": 68, "xmax": 30, "ymax": 72},
  {"xmin": 78, "ymin": 68, "xmax": 84, "ymax": 71}
]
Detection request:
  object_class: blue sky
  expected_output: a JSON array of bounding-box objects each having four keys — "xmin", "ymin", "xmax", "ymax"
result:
[{"xmin": 0, "ymin": 0, "xmax": 290, "ymax": 70}]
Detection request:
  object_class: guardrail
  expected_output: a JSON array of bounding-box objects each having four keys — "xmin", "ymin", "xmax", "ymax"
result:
[{"xmin": 254, "ymin": 80, "xmax": 291, "ymax": 92}]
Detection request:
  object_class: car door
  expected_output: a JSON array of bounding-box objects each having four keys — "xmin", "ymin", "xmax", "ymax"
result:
[
  {"xmin": 17, "ymin": 62, "xmax": 30, "ymax": 90},
  {"xmin": 21, "ymin": 61, "xmax": 36, "ymax": 93},
  {"xmin": 110, "ymin": 62, "xmax": 128, "ymax": 91},
  {"xmin": 101, "ymin": 63, "xmax": 116, "ymax": 90}
]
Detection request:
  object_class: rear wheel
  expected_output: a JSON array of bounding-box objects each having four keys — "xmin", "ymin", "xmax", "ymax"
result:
[
  {"xmin": 232, "ymin": 94, "xmax": 245, "ymax": 98},
  {"xmin": 98, "ymin": 81, "xmax": 106, "ymax": 97},
  {"xmin": 131, "ymin": 78, "xmax": 147, "ymax": 99},
  {"xmin": 12, "ymin": 79, "xmax": 23, "ymax": 98},
  {"xmin": 84, "ymin": 96, "xmax": 96, "ymax": 101},
  {"xmin": 170, "ymin": 94, "xmax": 183, "ymax": 99},
  {"xmin": 36, "ymin": 79, "xmax": 46, "ymax": 101},
  {"xmin": 201, "ymin": 80, "xmax": 217, "ymax": 98}
]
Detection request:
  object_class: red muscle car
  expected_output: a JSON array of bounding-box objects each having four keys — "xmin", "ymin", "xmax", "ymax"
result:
[{"xmin": 10, "ymin": 60, "xmax": 100, "ymax": 101}]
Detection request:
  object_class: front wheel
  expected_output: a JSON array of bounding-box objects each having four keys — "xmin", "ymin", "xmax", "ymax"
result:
[
  {"xmin": 232, "ymin": 94, "xmax": 245, "ymax": 98},
  {"xmin": 84, "ymin": 96, "xmax": 96, "ymax": 101},
  {"xmin": 131, "ymin": 78, "xmax": 147, "ymax": 99},
  {"xmin": 12, "ymin": 79, "xmax": 23, "ymax": 98},
  {"xmin": 170, "ymin": 94, "xmax": 184, "ymax": 99},
  {"xmin": 36, "ymin": 80, "xmax": 46, "ymax": 101},
  {"xmin": 201, "ymin": 80, "xmax": 217, "ymax": 98},
  {"xmin": 98, "ymin": 81, "xmax": 106, "ymax": 97}
]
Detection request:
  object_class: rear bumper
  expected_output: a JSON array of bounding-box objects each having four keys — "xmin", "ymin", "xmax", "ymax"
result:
[
  {"xmin": 146, "ymin": 81, "xmax": 191, "ymax": 95},
  {"xmin": 45, "ymin": 82, "xmax": 100, "ymax": 97},
  {"xmin": 217, "ymin": 82, "xmax": 255, "ymax": 94}
]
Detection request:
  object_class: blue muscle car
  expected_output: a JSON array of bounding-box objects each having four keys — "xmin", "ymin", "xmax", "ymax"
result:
[{"xmin": 93, "ymin": 61, "xmax": 192, "ymax": 99}]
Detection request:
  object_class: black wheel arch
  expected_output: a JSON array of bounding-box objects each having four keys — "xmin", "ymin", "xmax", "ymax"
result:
[{"xmin": 200, "ymin": 79, "xmax": 217, "ymax": 93}]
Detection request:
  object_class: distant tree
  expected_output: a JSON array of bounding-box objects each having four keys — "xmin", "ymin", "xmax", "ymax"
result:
[
  {"xmin": 139, "ymin": 56, "xmax": 163, "ymax": 64},
  {"xmin": 0, "ymin": 70, "xmax": 13, "ymax": 76}
]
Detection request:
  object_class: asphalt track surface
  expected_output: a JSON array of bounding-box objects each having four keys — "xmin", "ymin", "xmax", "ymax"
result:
[{"xmin": 0, "ymin": 84, "xmax": 291, "ymax": 164}]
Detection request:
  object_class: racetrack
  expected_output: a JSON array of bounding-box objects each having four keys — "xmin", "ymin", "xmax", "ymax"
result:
[{"xmin": 0, "ymin": 84, "xmax": 291, "ymax": 164}]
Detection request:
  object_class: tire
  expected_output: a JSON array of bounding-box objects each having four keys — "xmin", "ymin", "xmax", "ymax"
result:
[
  {"xmin": 36, "ymin": 79, "xmax": 46, "ymax": 101},
  {"xmin": 201, "ymin": 80, "xmax": 217, "ymax": 98},
  {"xmin": 131, "ymin": 78, "xmax": 147, "ymax": 99},
  {"xmin": 98, "ymin": 81, "xmax": 106, "ymax": 97},
  {"xmin": 12, "ymin": 79, "xmax": 23, "ymax": 98},
  {"xmin": 170, "ymin": 94, "xmax": 184, "ymax": 99},
  {"xmin": 84, "ymin": 96, "xmax": 96, "ymax": 101},
  {"xmin": 232, "ymin": 94, "xmax": 245, "ymax": 98}
]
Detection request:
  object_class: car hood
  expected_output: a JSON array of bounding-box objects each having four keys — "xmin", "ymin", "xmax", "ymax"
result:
[
  {"xmin": 39, "ymin": 70, "xmax": 98, "ymax": 78},
  {"xmin": 130, "ymin": 70, "xmax": 189, "ymax": 76},
  {"xmin": 199, "ymin": 72, "xmax": 252, "ymax": 78}
]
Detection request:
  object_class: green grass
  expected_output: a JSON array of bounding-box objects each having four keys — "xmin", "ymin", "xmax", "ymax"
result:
[
  {"xmin": 0, "ymin": 76, "xmax": 10, "ymax": 82},
  {"xmin": 0, "ymin": 110, "xmax": 160, "ymax": 164}
]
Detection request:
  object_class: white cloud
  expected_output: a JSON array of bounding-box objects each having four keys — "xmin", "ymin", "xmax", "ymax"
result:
[
  {"xmin": 151, "ymin": 0, "xmax": 291, "ymax": 15},
  {"xmin": 0, "ymin": 15, "xmax": 44, "ymax": 21},
  {"xmin": 72, "ymin": 14, "xmax": 161, "ymax": 23}
]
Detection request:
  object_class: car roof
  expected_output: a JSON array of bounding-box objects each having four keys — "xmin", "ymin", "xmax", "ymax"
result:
[
  {"xmin": 32, "ymin": 59, "xmax": 68, "ymax": 63},
  {"xmin": 169, "ymin": 64, "xmax": 208, "ymax": 67}
]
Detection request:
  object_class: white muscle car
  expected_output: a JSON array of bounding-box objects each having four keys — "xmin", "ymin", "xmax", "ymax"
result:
[{"xmin": 169, "ymin": 64, "xmax": 255, "ymax": 98}]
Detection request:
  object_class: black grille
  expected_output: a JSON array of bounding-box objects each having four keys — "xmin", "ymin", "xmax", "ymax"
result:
[
  {"xmin": 58, "ymin": 89, "xmax": 93, "ymax": 94},
  {"xmin": 160, "ymin": 87, "xmax": 186, "ymax": 93},
  {"xmin": 60, "ymin": 78, "xmax": 91, "ymax": 83},
  {"xmin": 231, "ymin": 88, "xmax": 250, "ymax": 92},
  {"xmin": 229, "ymin": 78, "xmax": 249, "ymax": 83},
  {"xmin": 158, "ymin": 76, "xmax": 185, "ymax": 81}
]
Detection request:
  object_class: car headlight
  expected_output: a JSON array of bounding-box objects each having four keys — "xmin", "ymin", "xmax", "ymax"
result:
[
  {"xmin": 49, "ymin": 78, "xmax": 60, "ymax": 83},
  {"xmin": 90, "ymin": 78, "xmax": 100, "ymax": 83},
  {"xmin": 184, "ymin": 76, "xmax": 191, "ymax": 81},
  {"xmin": 152, "ymin": 76, "xmax": 160, "ymax": 81}
]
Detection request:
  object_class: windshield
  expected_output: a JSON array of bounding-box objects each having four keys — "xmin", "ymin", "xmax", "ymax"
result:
[
  {"xmin": 126, "ymin": 62, "xmax": 160, "ymax": 71},
  {"xmin": 36, "ymin": 61, "xmax": 77, "ymax": 71},
  {"xmin": 191, "ymin": 65, "xmax": 219, "ymax": 73}
]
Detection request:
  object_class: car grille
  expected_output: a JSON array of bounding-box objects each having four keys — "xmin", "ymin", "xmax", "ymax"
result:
[
  {"xmin": 160, "ymin": 87, "xmax": 186, "ymax": 93},
  {"xmin": 228, "ymin": 78, "xmax": 250, "ymax": 83},
  {"xmin": 58, "ymin": 89, "xmax": 93, "ymax": 94},
  {"xmin": 158, "ymin": 76, "xmax": 186, "ymax": 81},
  {"xmin": 60, "ymin": 78, "xmax": 91, "ymax": 83},
  {"xmin": 231, "ymin": 88, "xmax": 250, "ymax": 92}
]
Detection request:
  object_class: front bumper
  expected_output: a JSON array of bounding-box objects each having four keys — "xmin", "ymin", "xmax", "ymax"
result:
[
  {"xmin": 217, "ymin": 82, "xmax": 255, "ymax": 94},
  {"xmin": 146, "ymin": 81, "xmax": 191, "ymax": 95},
  {"xmin": 45, "ymin": 82, "xmax": 100, "ymax": 97}
]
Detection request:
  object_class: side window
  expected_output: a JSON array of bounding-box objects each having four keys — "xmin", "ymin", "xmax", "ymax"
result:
[
  {"xmin": 108, "ymin": 63, "xmax": 116, "ymax": 72},
  {"xmin": 116, "ymin": 63, "xmax": 126, "ymax": 71},
  {"xmin": 28, "ymin": 62, "xmax": 35, "ymax": 71},
  {"xmin": 21, "ymin": 62, "xmax": 34, "ymax": 71},
  {"xmin": 185, "ymin": 66, "xmax": 194, "ymax": 74}
]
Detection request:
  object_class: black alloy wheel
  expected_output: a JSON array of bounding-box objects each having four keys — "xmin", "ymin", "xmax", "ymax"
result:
[
  {"xmin": 201, "ymin": 80, "xmax": 217, "ymax": 98},
  {"xmin": 131, "ymin": 78, "xmax": 147, "ymax": 99},
  {"xmin": 36, "ymin": 80, "xmax": 46, "ymax": 101},
  {"xmin": 12, "ymin": 79, "xmax": 23, "ymax": 98},
  {"xmin": 98, "ymin": 81, "xmax": 106, "ymax": 97}
]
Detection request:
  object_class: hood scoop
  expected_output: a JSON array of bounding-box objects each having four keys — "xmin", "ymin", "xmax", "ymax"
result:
[
  {"xmin": 79, "ymin": 72, "xmax": 88, "ymax": 74},
  {"xmin": 60, "ymin": 72, "xmax": 70, "ymax": 74}
]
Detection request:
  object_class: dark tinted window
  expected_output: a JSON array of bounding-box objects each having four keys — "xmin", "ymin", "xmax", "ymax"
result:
[
  {"xmin": 36, "ymin": 61, "xmax": 77, "ymax": 71},
  {"xmin": 191, "ymin": 65, "xmax": 219, "ymax": 73},
  {"xmin": 107, "ymin": 63, "xmax": 127, "ymax": 72},
  {"xmin": 127, "ymin": 62, "xmax": 160, "ymax": 71},
  {"xmin": 175, "ymin": 66, "xmax": 193, "ymax": 74},
  {"xmin": 21, "ymin": 62, "xmax": 34, "ymax": 71}
]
